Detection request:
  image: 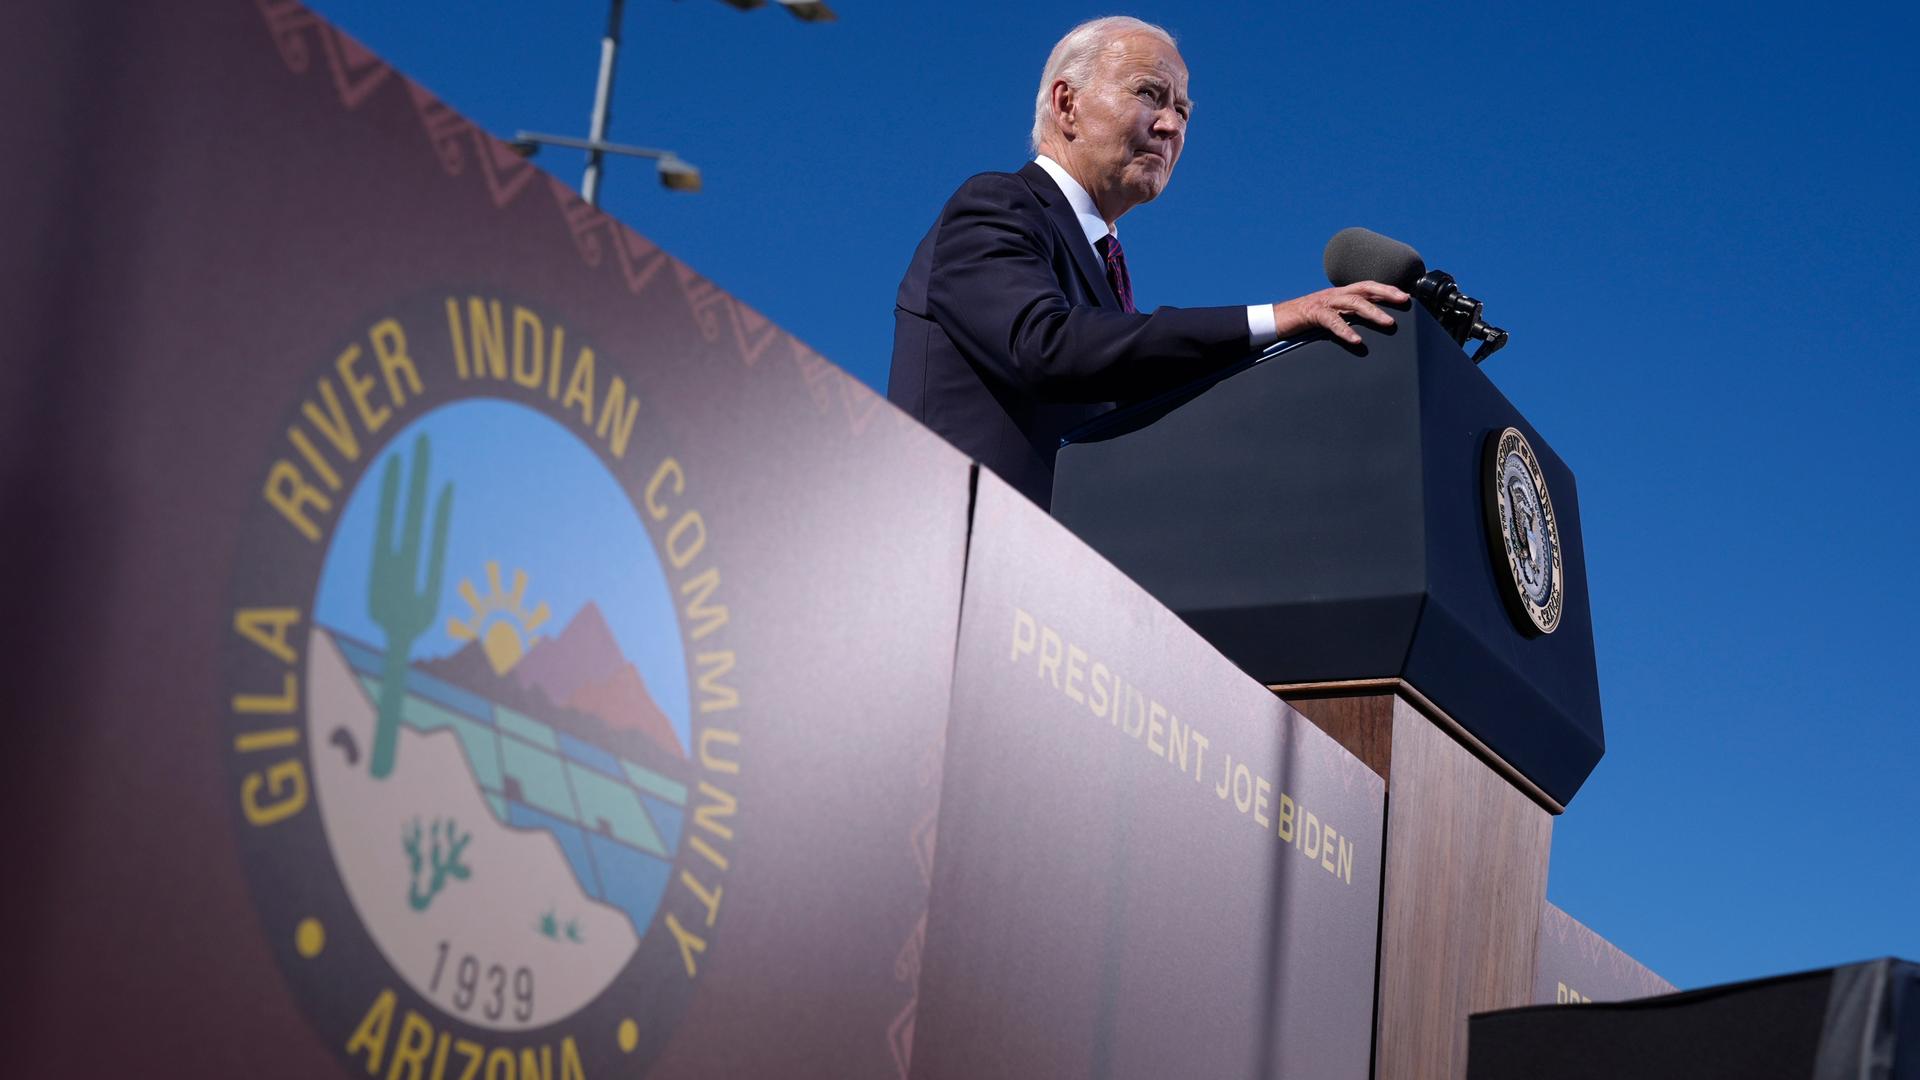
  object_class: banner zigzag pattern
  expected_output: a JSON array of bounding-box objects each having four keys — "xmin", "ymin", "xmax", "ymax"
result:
[
  {"xmin": 544, "ymin": 178, "xmax": 674, "ymax": 297},
  {"xmin": 406, "ymin": 82, "xmax": 538, "ymax": 208},
  {"xmin": 256, "ymin": 0, "xmax": 389, "ymax": 107},
  {"xmin": 674, "ymin": 265, "xmax": 784, "ymax": 367}
]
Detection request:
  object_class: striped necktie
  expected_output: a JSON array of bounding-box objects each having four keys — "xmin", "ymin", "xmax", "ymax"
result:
[{"xmin": 1096, "ymin": 233, "xmax": 1136, "ymax": 314}]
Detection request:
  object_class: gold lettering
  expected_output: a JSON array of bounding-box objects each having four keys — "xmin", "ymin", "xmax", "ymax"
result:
[
  {"xmin": 697, "ymin": 728, "xmax": 741, "ymax": 774},
  {"xmin": 692, "ymin": 780, "xmax": 737, "ymax": 841},
  {"xmin": 665, "ymin": 912, "xmax": 707, "ymax": 977},
  {"xmin": 679, "ymin": 568, "xmax": 729, "ymax": 641},
  {"xmin": 547, "ymin": 327, "xmax": 566, "ymax": 399},
  {"xmin": 446, "ymin": 298, "xmax": 470, "ymax": 378},
  {"xmin": 511, "ymin": 306, "xmax": 544, "ymax": 390},
  {"xmin": 695, "ymin": 652, "xmax": 739, "ymax": 714},
  {"xmin": 289, "ymin": 427, "xmax": 343, "ymax": 491},
  {"xmin": 645, "ymin": 457, "xmax": 683, "ymax": 520},
  {"xmin": 387, "ymin": 1009, "xmax": 433, "ymax": 1080},
  {"xmin": 301, "ymin": 379, "xmax": 360, "ymax": 463},
  {"xmin": 1254, "ymin": 776, "xmax": 1272, "ymax": 828},
  {"xmin": 1146, "ymin": 701, "xmax": 1167, "ymax": 757},
  {"xmin": 467, "ymin": 297, "xmax": 506, "ymax": 380},
  {"xmin": 242, "ymin": 759, "xmax": 308, "ymax": 825},
  {"xmin": 345, "ymin": 989, "xmax": 396, "ymax": 1074},
  {"xmin": 234, "ymin": 726, "xmax": 299, "ymax": 753},
  {"xmin": 560, "ymin": 347, "xmax": 595, "ymax": 426},
  {"xmin": 235, "ymin": 606, "xmax": 301, "ymax": 663},
  {"xmin": 264, "ymin": 459, "xmax": 329, "ymax": 542},
  {"xmin": 368, "ymin": 317, "xmax": 423, "ymax": 407},
  {"xmin": 483, "ymin": 1047, "xmax": 513, "ymax": 1080},
  {"xmin": 336, "ymin": 344, "xmax": 390, "ymax": 435},
  {"xmin": 1276, "ymin": 792, "xmax": 1295, "ymax": 842},
  {"xmin": 234, "ymin": 673, "xmax": 298, "ymax": 714},
  {"xmin": 596, "ymin": 376, "xmax": 640, "ymax": 458},
  {"xmin": 666, "ymin": 512, "xmax": 706, "ymax": 569}
]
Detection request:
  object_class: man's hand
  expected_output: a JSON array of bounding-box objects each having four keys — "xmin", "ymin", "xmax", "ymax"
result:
[{"xmin": 1272, "ymin": 281, "xmax": 1409, "ymax": 345}]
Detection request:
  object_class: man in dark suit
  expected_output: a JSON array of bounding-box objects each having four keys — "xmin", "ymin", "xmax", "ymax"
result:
[{"xmin": 889, "ymin": 16, "xmax": 1406, "ymax": 509}]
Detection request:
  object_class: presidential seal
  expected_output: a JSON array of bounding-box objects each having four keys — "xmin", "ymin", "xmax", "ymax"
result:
[
  {"xmin": 1483, "ymin": 426, "xmax": 1563, "ymax": 636},
  {"xmin": 222, "ymin": 299, "xmax": 745, "ymax": 1079}
]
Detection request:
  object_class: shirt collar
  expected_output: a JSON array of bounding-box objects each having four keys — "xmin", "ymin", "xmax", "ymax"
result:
[{"xmin": 1034, "ymin": 154, "xmax": 1115, "ymax": 248}]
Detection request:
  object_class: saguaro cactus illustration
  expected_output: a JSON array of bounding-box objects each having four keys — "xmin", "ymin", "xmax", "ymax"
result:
[{"xmin": 367, "ymin": 434, "xmax": 453, "ymax": 779}]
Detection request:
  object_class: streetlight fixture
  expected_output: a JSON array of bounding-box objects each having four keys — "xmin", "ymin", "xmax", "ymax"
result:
[
  {"xmin": 514, "ymin": 0, "xmax": 835, "ymax": 207},
  {"xmin": 717, "ymin": 0, "xmax": 839, "ymax": 20},
  {"xmin": 511, "ymin": 132, "xmax": 703, "ymax": 194}
]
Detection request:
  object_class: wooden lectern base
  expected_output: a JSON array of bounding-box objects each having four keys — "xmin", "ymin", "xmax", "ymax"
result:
[{"xmin": 1278, "ymin": 685, "xmax": 1554, "ymax": 1080}]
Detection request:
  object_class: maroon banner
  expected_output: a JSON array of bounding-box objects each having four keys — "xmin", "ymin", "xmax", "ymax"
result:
[
  {"xmin": 911, "ymin": 471, "xmax": 1386, "ymax": 1079},
  {"xmin": 1533, "ymin": 902, "xmax": 1676, "ymax": 1005},
  {"xmin": 4, "ymin": 5, "xmax": 971, "ymax": 1077}
]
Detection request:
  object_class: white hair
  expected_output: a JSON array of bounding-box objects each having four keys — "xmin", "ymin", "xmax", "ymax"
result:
[{"xmin": 1031, "ymin": 16, "xmax": 1178, "ymax": 153}]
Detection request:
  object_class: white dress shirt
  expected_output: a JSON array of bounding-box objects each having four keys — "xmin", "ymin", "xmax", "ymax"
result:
[{"xmin": 1034, "ymin": 155, "xmax": 1278, "ymax": 347}]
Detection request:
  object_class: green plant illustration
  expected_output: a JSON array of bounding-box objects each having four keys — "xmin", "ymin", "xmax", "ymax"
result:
[
  {"xmin": 404, "ymin": 817, "xmax": 472, "ymax": 911},
  {"xmin": 537, "ymin": 908, "xmax": 586, "ymax": 944},
  {"xmin": 366, "ymin": 434, "xmax": 453, "ymax": 780}
]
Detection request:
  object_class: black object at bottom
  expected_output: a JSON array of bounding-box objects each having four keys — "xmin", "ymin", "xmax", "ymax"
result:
[{"xmin": 1468, "ymin": 958, "xmax": 1920, "ymax": 1080}]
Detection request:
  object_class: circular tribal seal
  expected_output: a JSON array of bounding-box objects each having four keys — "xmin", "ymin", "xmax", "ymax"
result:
[
  {"xmin": 221, "ymin": 299, "xmax": 746, "ymax": 1077},
  {"xmin": 1482, "ymin": 426, "xmax": 1563, "ymax": 635}
]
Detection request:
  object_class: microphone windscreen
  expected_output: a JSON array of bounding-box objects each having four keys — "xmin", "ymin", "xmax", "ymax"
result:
[{"xmin": 1323, "ymin": 227, "xmax": 1426, "ymax": 289}]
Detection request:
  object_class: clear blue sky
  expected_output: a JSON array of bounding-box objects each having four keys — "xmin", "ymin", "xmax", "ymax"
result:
[{"xmin": 309, "ymin": 0, "xmax": 1919, "ymax": 991}]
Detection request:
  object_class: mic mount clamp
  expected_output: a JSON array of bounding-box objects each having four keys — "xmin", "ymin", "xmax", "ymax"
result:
[{"xmin": 1414, "ymin": 270, "xmax": 1508, "ymax": 363}]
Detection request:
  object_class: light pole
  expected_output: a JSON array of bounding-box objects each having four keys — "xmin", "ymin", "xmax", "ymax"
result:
[
  {"xmin": 514, "ymin": 0, "xmax": 837, "ymax": 207},
  {"xmin": 580, "ymin": 0, "xmax": 627, "ymax": 206}
]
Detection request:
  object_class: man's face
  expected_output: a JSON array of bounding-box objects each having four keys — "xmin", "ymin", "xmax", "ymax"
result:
[{"xmin": 1063, "ymin": 32, "xmax": 1191, "ymax": 218}]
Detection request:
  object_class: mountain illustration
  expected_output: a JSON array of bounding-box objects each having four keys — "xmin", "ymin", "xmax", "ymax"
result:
[{"xmin": 421, "ymin": 601, "xmax": 684, "ymax": 759}]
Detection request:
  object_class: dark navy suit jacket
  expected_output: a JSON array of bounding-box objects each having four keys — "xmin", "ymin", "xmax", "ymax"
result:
[{"xmin": 889, "ymin": 161, "xmax": 1251, "ymax": 509}]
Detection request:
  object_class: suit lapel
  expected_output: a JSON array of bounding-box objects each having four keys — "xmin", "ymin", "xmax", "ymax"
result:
[{"xmin": 1018, "ymin": 161, "xmax": 1120, "ymax": 310}]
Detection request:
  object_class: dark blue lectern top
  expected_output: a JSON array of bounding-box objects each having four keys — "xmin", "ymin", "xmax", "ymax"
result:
[{"xmin": 1051, "ymin": 307, "xmax": 1604, "ymax": 808}]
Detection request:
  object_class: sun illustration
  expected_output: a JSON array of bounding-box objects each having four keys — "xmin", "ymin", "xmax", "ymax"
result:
[{"xmin": 446, "ymin": 561, "xmax": 552, "ymax": 674}]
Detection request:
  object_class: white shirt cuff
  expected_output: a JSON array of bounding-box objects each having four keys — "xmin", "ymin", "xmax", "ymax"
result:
[{"xmin": 1246, "ymin": 304, "xmax": 1279, "ymax": 348}]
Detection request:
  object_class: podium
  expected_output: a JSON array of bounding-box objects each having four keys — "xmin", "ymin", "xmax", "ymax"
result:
[{"xmin": 1052, "ymin": 306, "xmax": 1606, "ymax": 1078}]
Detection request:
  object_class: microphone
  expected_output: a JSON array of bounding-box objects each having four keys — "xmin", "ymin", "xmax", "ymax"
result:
[
  {"xmin": 1321, "ymin": 227, "xmax": 1509, "ymax": 362},
  {"xmin": 1323, "ymin": 227, "xmax": 1426, "ymax": 291}
]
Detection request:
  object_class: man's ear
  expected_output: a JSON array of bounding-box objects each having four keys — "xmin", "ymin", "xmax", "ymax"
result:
[{"xmin": 1050, "ymin": 80, "xmax": 1076, "ymax": 138}]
